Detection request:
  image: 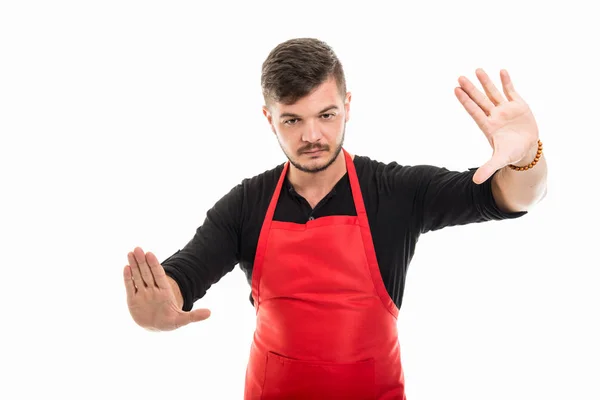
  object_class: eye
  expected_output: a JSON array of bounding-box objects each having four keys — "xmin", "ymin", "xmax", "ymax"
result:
[
  {"xmin": 284, "ymin": 118, "xmax": 299, "ymax": 125},
  {"xmin": 321, "ymin": 113, "xmax": 335, "ymax": 119}
]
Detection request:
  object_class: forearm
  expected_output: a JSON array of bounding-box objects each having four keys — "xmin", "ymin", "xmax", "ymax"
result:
[{"xmin": 491, "ymin": 142, "xmax": 548, "ymax": 213}]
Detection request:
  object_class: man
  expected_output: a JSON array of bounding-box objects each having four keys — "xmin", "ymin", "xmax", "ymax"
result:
[{"xmin": 123, "ymin": 38, "xmax": 547, "ymax": 399}]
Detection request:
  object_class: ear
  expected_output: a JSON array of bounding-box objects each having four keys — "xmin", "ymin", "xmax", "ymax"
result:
[
  {"xmin": 344, "ymin": 91, "xmax": 352, "ymax": 122},
  {"xmin": 262, "ymin": 105, "xmax": 277, "ymax": 135}
]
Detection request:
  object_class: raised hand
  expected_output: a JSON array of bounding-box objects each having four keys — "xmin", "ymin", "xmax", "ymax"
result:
[
  {"xmin": 455, "ymin": 68, "xmax": 540, "ymax": 184},
  {"xmin": 124, "ymin": 246, "xmax": 211, "ymax": 331}
]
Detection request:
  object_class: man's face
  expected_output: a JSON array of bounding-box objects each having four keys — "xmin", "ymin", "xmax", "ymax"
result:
[{"xmin": 263, "ymin": 77, "xmax": 351, "ymax": 173}]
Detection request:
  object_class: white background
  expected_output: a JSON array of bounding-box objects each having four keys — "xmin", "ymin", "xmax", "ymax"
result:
[{"xmin": 1, "ymin": 1, "xmax": 598, "ymax": 399}]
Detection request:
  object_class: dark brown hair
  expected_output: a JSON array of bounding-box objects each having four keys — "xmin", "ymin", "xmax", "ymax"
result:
[{"xmin": 261, "ymin": 38, "xmax": 346, "ymax": 106}]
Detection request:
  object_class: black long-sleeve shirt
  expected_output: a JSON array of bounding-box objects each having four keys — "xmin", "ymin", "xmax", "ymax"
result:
[{"xmin": 161, "ymin": 154, "xmax": 527, "ymax": 312}]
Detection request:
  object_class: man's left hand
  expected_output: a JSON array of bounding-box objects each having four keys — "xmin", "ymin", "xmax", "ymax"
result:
[{"xmin": 454, "ymin": 68, "xmax": 539, "ymax": 184}]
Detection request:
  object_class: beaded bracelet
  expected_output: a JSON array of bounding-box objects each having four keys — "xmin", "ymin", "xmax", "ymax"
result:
[{"xmin": 508, "ymin": 140, "xmax": 543, "ymax": 171}]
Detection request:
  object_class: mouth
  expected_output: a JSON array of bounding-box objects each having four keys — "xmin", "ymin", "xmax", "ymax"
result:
[{"xmin": 303, "ymin": 149, "xmax": 326, "ymax": 155}]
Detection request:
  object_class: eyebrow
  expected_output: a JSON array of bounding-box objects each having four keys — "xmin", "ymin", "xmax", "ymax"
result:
[{"xmin": 279, "ymin": 105, "xmax": 339, "ymax": 119}]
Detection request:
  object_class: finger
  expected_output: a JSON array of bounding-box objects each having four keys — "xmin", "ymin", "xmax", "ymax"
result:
[
  {"xmin": 475, "ymin": 68, "xmax": 506, "ymax": 106},
  {"xmin": 473, "ymin": 154, "xmax": 508, "ymax": 184},
  {"xmin": 457, "ymin": 75, "xmax": 496, "ymax": 115},
  {"xmin": 133, "ymin": 247, "xmax": 158, "ymax": 288},
  {"xmin": 145, "ymin": 251, "xmax": 168, "ymax": 289},
  {"xmin": 189, "ymin": 308, "xmax": 211, "ymax": 323},
  {"xmin": 178, "ymin": 309, "xmax": 211, "ymax": 328},
  {"xmin": 454, "ymin": 87, "xmax": 489, "ymax": 132},
  {"xmin": 127, "ymin": 252, "xmax": 144, "ymax": 289},
  {"xmin": 500, "ymin": 69, "xmax": 523, "ymax": 102},
  {"xmin": 123, "ymin": 265, "xmax": 137, "ymax": 297}
]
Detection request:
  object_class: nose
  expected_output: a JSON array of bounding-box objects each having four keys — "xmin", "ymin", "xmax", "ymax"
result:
[{"xmin": 301, "ymin": 119, "xmax": 323, "ymax": 143}]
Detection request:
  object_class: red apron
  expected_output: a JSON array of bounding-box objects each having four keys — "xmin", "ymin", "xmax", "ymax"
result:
[{"xmin": 244, "ymin": 149, "xmax": 406, "ymax": 399}]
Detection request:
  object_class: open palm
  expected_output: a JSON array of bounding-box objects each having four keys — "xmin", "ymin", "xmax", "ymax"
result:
[
  {"xmin": 124, "ymin": 247, "xmax": 210, "ymax": 331},
  {"xmin": 455, "ymin": 68, "xmax": 539, "ymax": 184}
]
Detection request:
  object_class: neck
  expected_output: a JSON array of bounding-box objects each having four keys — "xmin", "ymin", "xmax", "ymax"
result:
[{"xmin": 287, "ymin": 150, "xmax": 352, "ymax": 195}]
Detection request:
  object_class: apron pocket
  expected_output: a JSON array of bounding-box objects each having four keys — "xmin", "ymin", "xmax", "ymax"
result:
[{"xmin": 261, "ymin": 351, "xmax": 376, "ymax": 400}]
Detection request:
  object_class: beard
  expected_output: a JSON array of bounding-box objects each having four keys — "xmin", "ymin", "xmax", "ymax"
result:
[{"xmin": 279, "ymin": 124, "xmax": 346, "ymax": 174}]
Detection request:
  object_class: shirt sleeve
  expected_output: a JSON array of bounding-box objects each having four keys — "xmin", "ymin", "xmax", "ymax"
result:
[
  {"xmin": 409, "ymin": 165, "xmax": 527, "ymax": 234},
  {"xmin": 161, "ymin": 184, "xmax": 243, "ymax": 312}
]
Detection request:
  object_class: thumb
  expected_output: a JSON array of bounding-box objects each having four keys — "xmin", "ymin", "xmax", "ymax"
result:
[
  {"xmin": 178, "ymin": 308, "xmax": 211, "ymax": 327},
  {"xmin": 473, "ymin": 154, "xmax": 507, "ymax": 185}
]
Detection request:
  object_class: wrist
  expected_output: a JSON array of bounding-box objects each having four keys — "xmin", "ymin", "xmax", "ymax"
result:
[
  {"xmin": 167, "ymin": 276, "xmax": 184, "ymax": 310},
  {"xmin": 508, "ymin": 139, "xmax": 543, "ymax": 171}
]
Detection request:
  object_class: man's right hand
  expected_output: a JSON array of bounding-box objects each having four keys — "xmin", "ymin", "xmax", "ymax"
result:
[{"xmin": 123, "ymin": 246, "xmax": 211, "ymax": 331}]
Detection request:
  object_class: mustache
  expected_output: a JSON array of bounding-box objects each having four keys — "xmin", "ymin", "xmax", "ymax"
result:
[{"xmin": 299, "ymin": 144, "xmax": 329, "ymax": 154}]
